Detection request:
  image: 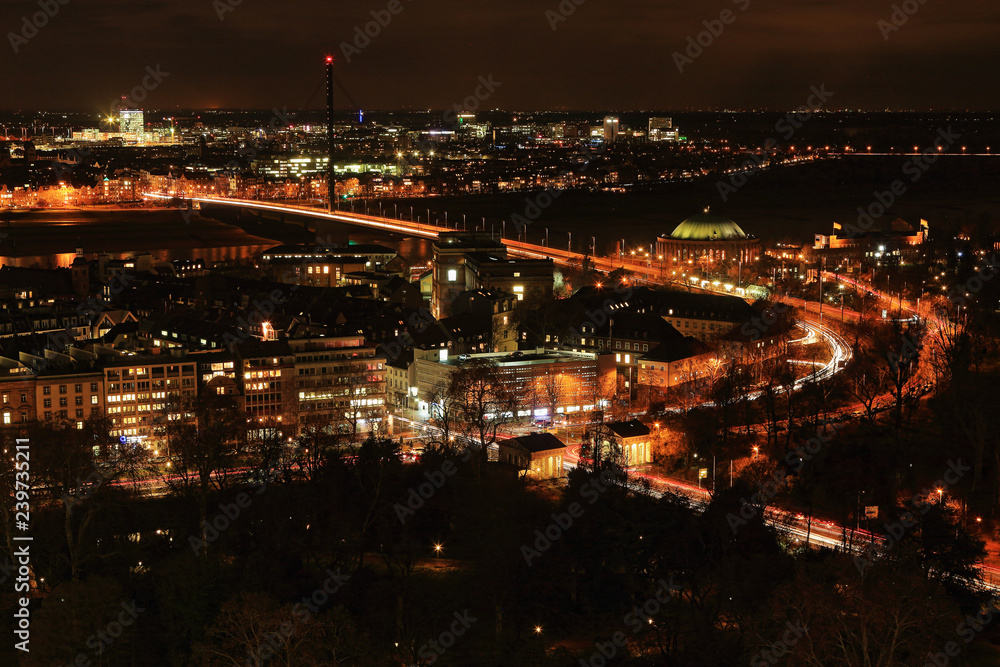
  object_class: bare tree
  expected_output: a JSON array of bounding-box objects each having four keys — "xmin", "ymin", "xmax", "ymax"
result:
[
  {"xmin": 32, "ymin": 414, "xmax": 142, "ymax": 580},
  {"xmin": 427, "ymin": 380, "xmax": 460, "ymax": 451},
  {"xmin": 161, "ymin": 391, "xmax": 245, "ymax": 555},
  {"xmin": 871, "ymin": 317, "xmax": 925, "ymax": 442},
  {"xmin": 846, "ymin": 356, "xmax": 888, "ymax": 429},
  {"xmin": 448, "ymin": 359, "xmax": 523, "ymax": 477}
]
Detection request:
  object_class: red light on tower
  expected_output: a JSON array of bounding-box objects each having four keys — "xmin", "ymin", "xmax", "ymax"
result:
[{"xmin": 325, "ymin": 55, "xmax": 333, "ymax": 64}]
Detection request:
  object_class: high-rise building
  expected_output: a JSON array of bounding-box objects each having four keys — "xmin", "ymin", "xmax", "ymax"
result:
[
  {"xmin": 431, "ymin": 232, "xmax": 553, "ymax": 318},
  {"xmin": 648, "ymin": 117, "xmax": 679, "ymax": 142},
  {"xmin": 119, "ymin": 109, "xmax": 144, "ymax": 142},
  {"xmin": 603, "ymin": 116, "xmax": 620, "ymax": 143}
]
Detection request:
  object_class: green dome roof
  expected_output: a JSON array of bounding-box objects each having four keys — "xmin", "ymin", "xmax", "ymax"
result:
[{"xmin": 669, "ymin": 211, "xmax": 748, "ymax": 241}]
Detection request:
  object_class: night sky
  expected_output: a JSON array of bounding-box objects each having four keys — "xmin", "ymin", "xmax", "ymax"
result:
[{"xmin": 2, "ymin": 0, "xmax": 998, "ymax": 112}]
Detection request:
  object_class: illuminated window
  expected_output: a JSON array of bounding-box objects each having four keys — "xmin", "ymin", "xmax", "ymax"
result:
[
  {"xmin": 2, "ymin": 413, "xmax": 9, "ymax": 425},
  {"xmin": 447, "ymin": 269, "xmax": 458, "ymax": 282}
]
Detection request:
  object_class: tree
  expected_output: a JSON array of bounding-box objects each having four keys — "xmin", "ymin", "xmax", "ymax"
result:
[
  {"xmin": 352, "ymin": 435, "xmax": 403, "ymax": 569},
  {"xmin": 607, "ymin": 266, "xmax": 633, "ymax": 286},
  {"xmin": 427, "ymin": 380, "xmax": 461, "ymax": 451},
  {"xmin": 871, "ymin": 317, "xmax": 926, "ymax": 442},
  {"xmin": 295, "ymin": 411, "xmax": 345, "ymax": 482},
  {"xmin": 763, "ymin": 554, "xmax": 963, "ymax": 667},
  {"xmin": 581, "ymin": 424, "xmax": 629, "ymax": 477},
  {"xmin": 448, "ymin": 359, "xmax": 522, "ymax": 476},
  {"xmin": 161, "ymin": 391, "xmax": 245, "ymax": 555},
  {"xmin": 846, "ymin": 355, "xmax": 889, "ymax": 429},
  {"xmin": 196, "ymin": 592, "xmax": 372, "ymax": 666},
  {"xmin": 32, "ymin": 414, "xmax": 144, "ymax": 580}
]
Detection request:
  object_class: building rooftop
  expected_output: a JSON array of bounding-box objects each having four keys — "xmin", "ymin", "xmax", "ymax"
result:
[
  {"xmin": 503, "ymin": 432, "xmax": 566, "ymax": 454},
  {"xmin": 669, "ymin": 211, "xmax": 749, "ymax": 241},
  {"xmin": 604, "ymin": 420, "xmax": 650, "ymax": 439}
]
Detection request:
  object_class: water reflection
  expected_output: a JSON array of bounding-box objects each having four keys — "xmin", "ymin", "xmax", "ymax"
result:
[
  {"xmin": 0, "ymin": 238, "xmax": 433, "ymax": 270},
  {"xmin": 0, "ymin": 246, "xmax": 270, "ymax": 270}
]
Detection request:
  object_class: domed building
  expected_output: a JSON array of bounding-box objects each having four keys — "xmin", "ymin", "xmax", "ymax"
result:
[{"xmin": 655, "ymin": 209, "xmax": 761, "ymax": 265}]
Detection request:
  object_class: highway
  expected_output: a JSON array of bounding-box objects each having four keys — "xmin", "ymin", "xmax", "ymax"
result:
[
  {"xmin": 562, "ymin": 445, "xmax": 1000, "ymax": 591},
  {"xmin": 142, "ymin": 193, "xmax": 684, "ymax": 281}
]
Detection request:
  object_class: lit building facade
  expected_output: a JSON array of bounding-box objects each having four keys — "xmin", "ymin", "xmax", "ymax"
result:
[
  {"xmin": 656, "ymin": 210, "xmax": 761, "ymax": 265},
  {"xmin": 432, "ymin": 232, "xmax": 553, "ymax": 318},
  {"xmin": 36, "ymin": 373, "xmax": 104, "ymax": 428},
  {"xmin": 498, "ymin": 432, "xmax": 566, "ymax": 479},
  {"xmin": 104, "ymin": 358, "xmax": 197, "ymax": 442},
  {"xmin": 413, "ymin": 348, "xmax": 615, "ymax": 421},
  {"xmin": 603, "ymin": 116, "xmax": 620, "ymax": 143},
  {"xmin": 119, "ymin": 109, "xmax": 144, "ymax": 142},
  {"xmin": 648, "ymin": 117, "xmax": 679, "ymax": 142},
  {"xmin": 290, "ymin": 336, "xmax": 386, "ymax": 430}
]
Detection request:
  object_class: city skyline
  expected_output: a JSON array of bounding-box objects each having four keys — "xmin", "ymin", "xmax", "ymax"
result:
[{"xmin": 4, "ymin": 2, "xmax": 1000, "ymax": 664}]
